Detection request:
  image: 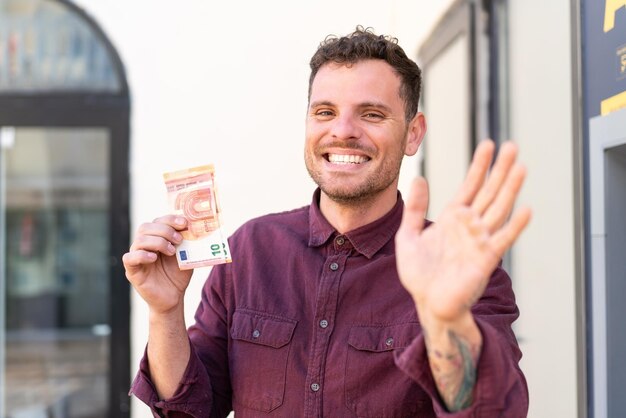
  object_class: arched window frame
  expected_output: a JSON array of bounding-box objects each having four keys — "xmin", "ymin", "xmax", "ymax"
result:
[{"xmin": 0, "ymin": 1, "xmax": 131, "ymax": 416}]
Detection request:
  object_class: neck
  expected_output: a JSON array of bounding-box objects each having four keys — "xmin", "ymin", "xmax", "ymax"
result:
[{"xmin": 319, "ymin": 186, "xmax": 399, "ymax": 234}]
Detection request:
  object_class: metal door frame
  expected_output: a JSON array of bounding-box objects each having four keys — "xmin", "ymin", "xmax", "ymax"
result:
[
  {"xmin": 0, "ymin": 0, "xmax": 131, "ymax": 416},
  {"xmin": 588, "ymin": 107, "xmax": 626, "ymax": 418}
]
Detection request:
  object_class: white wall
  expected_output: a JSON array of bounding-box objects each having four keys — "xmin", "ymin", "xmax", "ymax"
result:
[
  {"xmin": 423, "ymin": 34, "xmax": 471, "ymax": 219},
  {"xmin": 72, "ymin": 1, "xmax": 455, "ymax": 416},
  {"xmin": 508, "ymin": 0, "xmax": 578, "ymax": 416}
]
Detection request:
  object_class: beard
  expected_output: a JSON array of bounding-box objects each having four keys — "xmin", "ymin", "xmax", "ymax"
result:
[{"xmin": 304, "ymin": 145, "xmax": 404, "ymax": 205}]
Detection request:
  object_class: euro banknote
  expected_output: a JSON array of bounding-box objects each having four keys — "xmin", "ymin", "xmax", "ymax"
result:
[{"xmin": 163, "ymin": 164, "xmax": 232, "ymax": 269}]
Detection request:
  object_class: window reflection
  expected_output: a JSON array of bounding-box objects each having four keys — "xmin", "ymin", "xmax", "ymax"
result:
[
  {"xmin": 2, "ymin": 127, "xmax": 110, "ymax": 418},
  {"xmin": 0, "ymin": 0, "xmax": 121, "ymax": 92}
]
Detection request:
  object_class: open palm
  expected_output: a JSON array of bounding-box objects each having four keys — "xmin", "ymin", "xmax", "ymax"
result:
[{"xmin": 396, "ymin": 141, "xmax": 531, "ymax": 322}]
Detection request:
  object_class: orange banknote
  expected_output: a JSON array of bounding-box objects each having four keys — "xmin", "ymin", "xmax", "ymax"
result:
[{"xmin": 163, "ymin": 164, "xmax": 232, "ymax": 269}]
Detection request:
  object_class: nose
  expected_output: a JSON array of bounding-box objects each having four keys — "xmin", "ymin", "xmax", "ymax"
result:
[{"xmin": 330, "ymin": 113, "xmax": 360, "ymax": 140}]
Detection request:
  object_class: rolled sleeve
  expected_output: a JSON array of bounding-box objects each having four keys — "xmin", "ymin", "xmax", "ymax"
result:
[
  {"xmin": 394, "ymin": 319, "xmax": 528, "ymax": 417},
  {"xmin": 129, "ymin": 341, "xmax": 213, "ymax": 417}
]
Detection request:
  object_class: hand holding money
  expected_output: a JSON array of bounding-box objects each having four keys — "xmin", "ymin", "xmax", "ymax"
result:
[
  {"xmin": 122, "ymin": 214, "xmax": 194, "ymax": 399},
  {"xmin": 122, "ymin": 215, "xmax": 193, "ymax": 315},
  {"xmin": 122, "ymin": 164, "xmax": 231, "ymax": 314}
]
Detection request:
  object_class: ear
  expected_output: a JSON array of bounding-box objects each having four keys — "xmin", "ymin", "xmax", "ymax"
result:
[{"xmin": 404, "ymin": 112, "xmax": 426, "ymax": 157}]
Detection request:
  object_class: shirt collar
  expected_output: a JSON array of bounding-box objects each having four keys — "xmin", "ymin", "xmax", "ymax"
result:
[{"xmin": 308, "ymin": 188, "xmax": 404, "ymax": 259}]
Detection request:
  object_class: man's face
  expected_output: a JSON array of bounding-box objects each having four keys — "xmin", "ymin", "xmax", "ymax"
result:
[{"xmin": 305, "ymin": 59, "xmax": 420, "ymax": 204}]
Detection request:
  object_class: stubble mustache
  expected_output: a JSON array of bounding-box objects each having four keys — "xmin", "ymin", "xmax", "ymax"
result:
[{"xmin": 316, "ymin": 141, "xmax": 376, "ymax": 156}]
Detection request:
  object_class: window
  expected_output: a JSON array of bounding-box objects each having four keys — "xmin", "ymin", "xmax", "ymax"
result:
[
  {"xmin": 0, "ymin": 1, "xmax": 130, "ymax": 417},
  {"xmin": 418, "ymin": 0, "xmax": 510, "ymax": 218}
]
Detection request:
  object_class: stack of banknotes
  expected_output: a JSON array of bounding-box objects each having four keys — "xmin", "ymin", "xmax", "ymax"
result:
[{"xmin": 163, "ymin": 164, "xmax": 232, "ymax": 269}]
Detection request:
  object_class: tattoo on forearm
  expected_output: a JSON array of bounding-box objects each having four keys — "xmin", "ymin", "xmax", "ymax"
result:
[
  {"xmin": 426, "ymin": 329, "xmax": 480, "ymax": 412},
  {"xmin": 449, "ymin": 330, "xmax": 477, "ymax": 409}
]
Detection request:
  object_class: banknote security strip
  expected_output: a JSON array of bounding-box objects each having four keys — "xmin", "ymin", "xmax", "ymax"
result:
[{"xmin": 163, "ymin": 164, "xmax": 232, "ymax": 269}]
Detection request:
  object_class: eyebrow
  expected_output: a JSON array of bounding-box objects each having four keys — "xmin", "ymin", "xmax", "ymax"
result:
[{"xmin": 309, "ymin": 100, "xmax": 334, "ymax": 109}]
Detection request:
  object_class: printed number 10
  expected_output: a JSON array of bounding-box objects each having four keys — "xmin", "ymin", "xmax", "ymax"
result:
[{"xmin": 211, "ymin": 243, "xmax": 228, "ymax": 257}]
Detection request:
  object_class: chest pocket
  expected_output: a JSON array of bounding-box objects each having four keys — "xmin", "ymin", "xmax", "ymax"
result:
[
  {"xmin": 230, "ymin": 309, "xmax": 297, "ymax": 412},
  {"xmin": 345, "ymin": 323, "xmax": 428, "ymax": 418}
]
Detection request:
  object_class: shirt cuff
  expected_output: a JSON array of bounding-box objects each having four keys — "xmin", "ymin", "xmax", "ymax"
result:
[
  {"xmin": 129, "ymin": 341, "xmax": 213, "ymax": 417},
  {"xmin": 394, "ymin": 319, "xmax": 528, "ymax": 417}
]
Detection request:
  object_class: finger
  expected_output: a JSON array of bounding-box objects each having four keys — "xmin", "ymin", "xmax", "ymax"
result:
[
  {"xmin": 489, "ymin": 206, "xmax": 532, "ymax": 256},
  {"xmin": 122, "ymin": 249, "xmax": 158, "ymax": 269},
  {"xmin": 454, "ymin": 140, "xmax": 495, "ymax": 205},
  {"xmin": 471, "ymin": 141, "xmax": 518, "ymax": 215},
  {"xmin": 133, "ymin": 222, "xmax": 184, "ymax": 249},
  {"xmin": 482, "ymin": 163, "xmax": 527, "ymax": 232},
  {"xmin": 400, "ymin": 177, "xmax": 429, "ymax": 234},
  {"xmin": 130, "ymin": 233, "xmax": 178, "ymax": 256},
  {"xmin": 152, "ymin": 214, "xmax": 188, "ymax": 230}
]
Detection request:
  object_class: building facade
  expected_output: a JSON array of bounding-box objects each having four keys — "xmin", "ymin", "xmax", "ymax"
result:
[
  {"xmin": 1, "ymin": 0, "xmax": 625, "ymax": 417},
  {"xmin": 418, "ymin": 1, "xmax": 626, "ymax": 417}
]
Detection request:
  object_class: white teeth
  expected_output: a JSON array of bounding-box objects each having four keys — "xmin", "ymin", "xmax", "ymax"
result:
[{"xmin": 328, "ymin": 154, "xmax": 369, "ymax": 164}]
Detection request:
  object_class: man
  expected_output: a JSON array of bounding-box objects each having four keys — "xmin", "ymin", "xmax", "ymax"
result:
[{"xmin": 124, "ymin": 27, "xmax": 531, "ymax": 417}]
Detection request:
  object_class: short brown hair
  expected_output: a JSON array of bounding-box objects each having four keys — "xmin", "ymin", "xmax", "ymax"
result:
[{"xmin": 308, "ymin": 26, "xmax": 422, "ymax": 122}]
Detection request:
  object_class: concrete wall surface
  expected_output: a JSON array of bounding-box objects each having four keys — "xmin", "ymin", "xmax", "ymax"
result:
[{"xmin": 508, "ymin": 0, "xmax": 578, "ymax": 417}]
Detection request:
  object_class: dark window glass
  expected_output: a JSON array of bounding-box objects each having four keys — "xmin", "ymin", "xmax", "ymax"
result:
[{"xmin": 1, "ymin": 127, "xmax": 110, "ymax": 417}]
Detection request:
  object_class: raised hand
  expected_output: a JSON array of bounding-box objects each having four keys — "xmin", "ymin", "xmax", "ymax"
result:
[
  {"xmin": 396, "ymin": 140, "xmax": 531, "ymax": 322},
  {"xmin": 122, "ymin": 215, "xmax": 193, "ymax": 315},
  {"xmin": 395, "ymin": 140, "xmax": 531, "ymax": 411}
]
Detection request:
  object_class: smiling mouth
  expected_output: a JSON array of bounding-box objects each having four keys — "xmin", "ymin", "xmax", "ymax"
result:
[{"xmin": 326, "ymin": 153, "xmax": 371, "ymax": 164}]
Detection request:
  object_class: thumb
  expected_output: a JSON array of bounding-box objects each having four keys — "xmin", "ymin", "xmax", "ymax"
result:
[{"xmin": 400, "ymin": 177, "xmax": 429, "ymax": 235}]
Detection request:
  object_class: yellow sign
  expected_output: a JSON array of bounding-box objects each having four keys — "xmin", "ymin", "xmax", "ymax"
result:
[
  {"xmin": 601, "ymin": 90, "xmax": 626, "ymax": 115},
  {"xmin": 604, "ymin": 0, "xmax": 626, "ymax": 32}
]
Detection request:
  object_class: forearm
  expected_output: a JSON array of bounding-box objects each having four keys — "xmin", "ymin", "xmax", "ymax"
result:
[
  {"xmin": 147, "ymin": 305, "xmax": 191, "ymax": 400},
  {"xmin": 418, "ymin": 307, "xmax": 482, "ymax": 412}
]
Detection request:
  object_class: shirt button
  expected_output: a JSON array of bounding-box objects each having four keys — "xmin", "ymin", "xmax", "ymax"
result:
[
  {"xmin": 319, "ymin": 319, "xmax": 329, "ymax": 329},
  {"xmin": 336, "ymin": 236, "xmax": 345, "ymax": 246},
  {"xmin": 385, "ymin": 337, "xmax": 394, "ymax": 347},
  {"xmin": 311, "ymin": 383, "xmax": 320, "ymax": 392},
  {"xmin": 252, "ymin": 329, "xmax": 260, "ymax": 338},
  {"xmin": 329, "ymin": 262, "xmax": 339, "ymax": 271}
]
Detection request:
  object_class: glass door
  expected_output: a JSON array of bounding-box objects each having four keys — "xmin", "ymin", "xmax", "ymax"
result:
[{"xmin": 1, "ymin": 126, "xmax": 110, "ymax": 418}]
